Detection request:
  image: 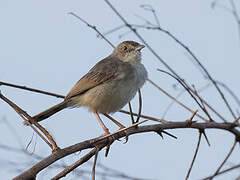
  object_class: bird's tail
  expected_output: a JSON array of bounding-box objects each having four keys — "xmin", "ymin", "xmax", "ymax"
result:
[{"xmin": 30, "ymin": 101, "xmax": 68, "ymax": 124}]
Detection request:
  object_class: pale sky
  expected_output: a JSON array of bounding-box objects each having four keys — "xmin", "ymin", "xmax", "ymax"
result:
[{"xmin": 0, "ymin": 0, "xmax": 240, "ymax": 179}]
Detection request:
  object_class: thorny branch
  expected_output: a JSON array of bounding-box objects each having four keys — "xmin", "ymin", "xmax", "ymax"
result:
[
  {"xmin": 0, "ymin": 144, "xmax": 149, "ymax": 180},
  {"xmin": 12, "ymin": 121, "xmax": 240, "ymax": 180}
]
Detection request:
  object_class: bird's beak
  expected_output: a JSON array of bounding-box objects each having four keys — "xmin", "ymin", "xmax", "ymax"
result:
[{"xmin": 136, "ymin": 44, "xmax": 145, "ymax": 52}]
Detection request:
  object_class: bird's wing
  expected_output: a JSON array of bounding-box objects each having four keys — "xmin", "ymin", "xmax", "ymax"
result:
[{"xmin": 65, "ymin": 56, "xmax": 119, "ymax": 100}]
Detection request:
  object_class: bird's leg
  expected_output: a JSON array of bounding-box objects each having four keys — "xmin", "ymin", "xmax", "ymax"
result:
[
  {"xmin": 103, "ymin": 113, "xmax": 129, "ymax": 143},
  {"xmin": 94, "ymin": 112, "xmax": 110, "ymax": 135},
  {"xmin": 94, "ymin": 112, "xmax": 114, "ymax": 157}
]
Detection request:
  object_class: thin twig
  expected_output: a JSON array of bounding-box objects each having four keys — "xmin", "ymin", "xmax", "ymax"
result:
[
  {"xmin": 92, "ymin": 147, "xmax": 99, "ymax": 180},
  {"xmin": 161, "ymin": 89, "xmax": 185, "ymax": 119},
  {"xmin": 185, "ymin": 131, "xmax": 202, "ymax": 180},
  {"xmin": 119, "ymin": 110, "xmax": 168, "ymax": 123},
  {"xmin": 209, "ymin": 140, "xmax": 237, "ymax": 180},
  {"xmin": 201, "ymin": 164, "xmax": 240, "ymax": 180},
  {"xmin": 162, "ymin": 83, "xmax": 212, "ymax": 119},
  {"xmin": 150, "ymin": 77, "xmax": 227, "ymax": 122},
  {"xmin": 140, "ymin": 5, "xmax": 160, "ymax": 26},
  {"xmin": 68, "ymin": 12, "xmax": 115, "ymax": 49},
  {"xmin": 95, "ymin": 120, "xmax": 148, "ymax": 142},
  {"xmin": 0, "ymin": 81, "xmax": 64, "ymax": 98},
  {"xmin": 51, "ymin": 146, "xmax": 104, "ymax": 180},
  {"xmin": 147, "ymin": 79, "xmax": 208, "ymax": 122},
  {"xmin": 158, "ymin": 69, "xmax": 212, "ymax": 121},
  {"xmin": 229, "ymin": 0, "xmax": 240, "ymax": 44},
  {"xmin": 100, "ymin": 24, "xmax": 125, "ymax": 37},
  {"xmin": 0, "ymin": 92, "xmax": 53, "ymax": 149},
  {"xmin": 136, "ymin": 89, "xmax": 142, "ymax": 122},
  {"xmin": 216, "ymin": 80, "xmax": 240, "ymax": 107},
  {"xmin": 186, "ymin": 110, "xmax": 198, "ymax": 124},
  {"xmin": 192, "ymin": 85, "xmax": 213, "ymax": 121},
  {"xmin": 128, "ymin": 102, "xmax": 135, "ymax": 124}
]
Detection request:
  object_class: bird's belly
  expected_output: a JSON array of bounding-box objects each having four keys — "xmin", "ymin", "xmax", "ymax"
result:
[{"xmin": 72, "ymin": 79, "xmax": 138, "ymax": 114}]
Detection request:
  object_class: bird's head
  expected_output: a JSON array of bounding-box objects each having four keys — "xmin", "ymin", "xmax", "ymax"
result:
[{"xmin": 112, "ymin": 41, "xmax": 145, "ymax": 64}]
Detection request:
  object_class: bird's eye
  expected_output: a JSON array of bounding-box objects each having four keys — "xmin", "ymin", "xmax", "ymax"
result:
[{"xmin": 122, "ymin": 46, "xmax": 127, "ymax": 51}]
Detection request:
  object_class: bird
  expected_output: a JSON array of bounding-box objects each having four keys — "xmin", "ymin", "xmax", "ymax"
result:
[{"xmin": 31, "ymin": 41, "xmax": 148, "ymax": 135}]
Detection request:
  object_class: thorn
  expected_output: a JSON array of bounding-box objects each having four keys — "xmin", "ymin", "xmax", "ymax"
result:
[
  {"xmin": 186, "ymin": 110, "xmax": 198, "ymax": 126},
  {"xmin": 123, "ymin": 131, "xmax": 129, "ymax": 144},
  {"xmin": 162, "ymin": 130, "xmax": 177, "ymax": 139},
  {"xmin": 156, "ymin": 130, "xmax": 163, "ymax": 139},
  {"xmin": 105, "ymin": 144, "xmax": 111, "ymax": 157},
  {"xmin": 202, "ymin": 130, "xmax": 211, "ymax": 147}
]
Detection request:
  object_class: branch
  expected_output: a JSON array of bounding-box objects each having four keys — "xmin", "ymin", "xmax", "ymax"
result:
[
  {"xmin": 0, "ymin": 92, "xmax": 58, "ymax": 151},
  {"xmin": 209, "ymin": 140, "xmax": 237, "ymax": 180},
  {"xmin": 13, "ymin": 121, "xmax": 240, "ymax": 180},
  {"xmin": 201, "ymin": 164, "xmax": 240, "ymax": 180},
  {"xmin": 0, "ymin": 81, "xmax": 64, "ymax": 98},
  {"xmin": 147, "ymin": 79, "xmax": 208, "ymax": 122},
  {"xmin": 185, "ymin": 131, "xmax": 202, "ymax": 180}
]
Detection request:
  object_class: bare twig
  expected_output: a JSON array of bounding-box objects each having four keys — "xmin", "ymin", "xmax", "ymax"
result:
[
  {"xmin": 185, "ymin": 131, "xmax": 202, "ymax": 180},
  {"xmin": 148, "ymin": 79, "xmax": 228, "ymax": 122},
  {"xmin": 68, "ymin": 12, "xmax": 115, "ymax": 49},
  {"xmin": 92, "ymin": 147, "xmax": 99, "ymax": 180},
  {"xmin": 209, "ymin": 140, "xmax": 237, "ymax": 180},
  {"xmin": 0, "ymin": 92, "xmax": 55, "ymax": 150},
  {"xmin": 201, "ymin": 164, "xmax": 240, "ymax": 180},
  {"xmin": 216, "ymin": 80, "xmax": 240, "ymax": 107},
  {"xmin": 128, "ymin": 102, "xmax": 135, "ymax": 124},
  {"xmin": 0, "ymin": 81, "xmax": 64, "ymax": 98},
  {"xmin": 136, "ymin": 89, "xmax": 142, "ymax": 122},
  {"xmin": 140, "ymin": 4, "xmax": 160, "ymax": 26},
  {"xmin": 229, "ymin": 0, "xmax": 240, "ymax": 43},
  {"xmin": 162, "ymin": 83, "xmax": 211, "ymax": 119},
  {"xmin": 192, "ymin": 85, "xmax": 213, "ymax": 122},
  {"xmin": 147, "ymin": 79, "xmax": 208, "ymax": 122},
  {"xmin": 51, "ymin": 146, "xmax": 104, "ymax": 180},
  {"xmin": 186, "ymin": 110, "xmax": 198, "ymax": 124},
  {"xmin": 119, "ymin": 109, "xmax": 168, "ymax": 123}
]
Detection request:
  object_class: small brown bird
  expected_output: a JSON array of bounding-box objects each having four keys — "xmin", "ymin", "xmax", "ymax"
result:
[{"xmin": 31, "ymin": 41, "xmax": 148, "ymax": 135}]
